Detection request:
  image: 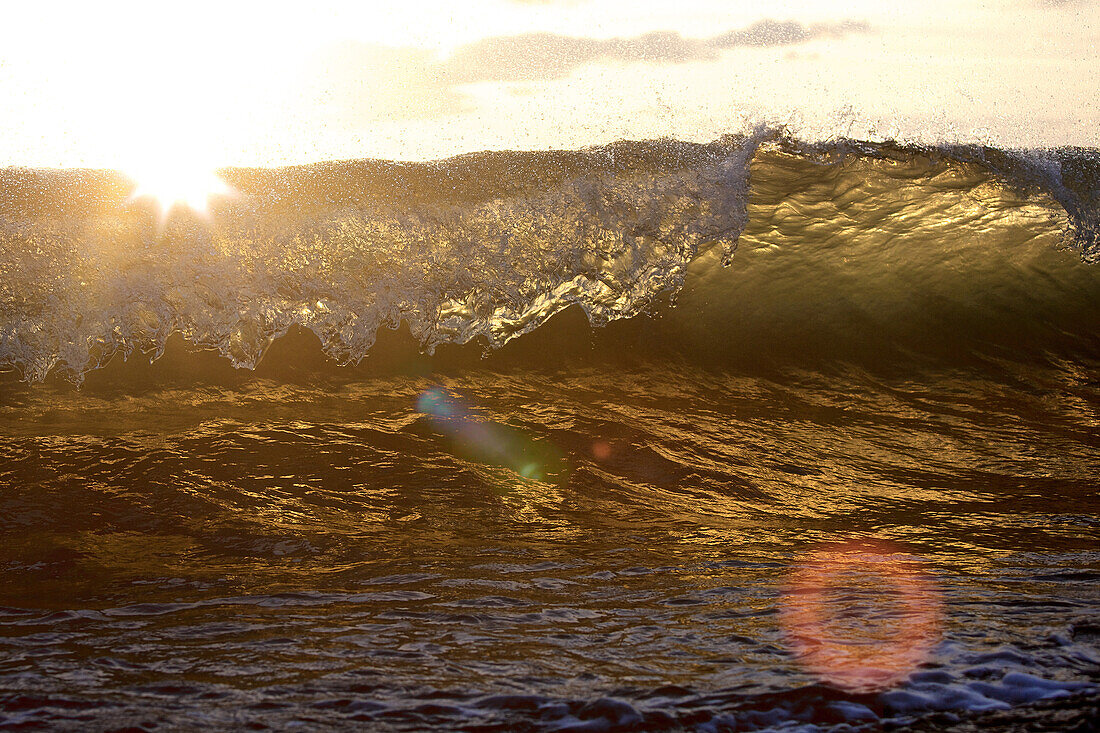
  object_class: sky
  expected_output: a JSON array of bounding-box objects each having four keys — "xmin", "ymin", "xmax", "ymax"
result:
[{"xmin": 0, "ymin": 0, "xmax": 1095, "ymax": 175}]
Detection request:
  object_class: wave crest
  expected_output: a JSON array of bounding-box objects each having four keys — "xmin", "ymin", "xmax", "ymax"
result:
[{"xmin": 0, "ymin": 131, "xmax": 1097, "ymax": 383}]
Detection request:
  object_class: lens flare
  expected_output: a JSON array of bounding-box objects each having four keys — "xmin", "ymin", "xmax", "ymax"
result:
[
  {"xmin": 591, "ymin": 440, "xmax": 613, "ymax": 461},
  {"xmin": 417, "ymin": 387, "xmax": 562, "ymax": 484},
  {"xmin": 779, "ymin": 539, "xmax": 942, "ymax": 693}
]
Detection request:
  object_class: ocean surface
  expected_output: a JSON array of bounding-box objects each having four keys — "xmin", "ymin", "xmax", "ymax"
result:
[{"xmin": 1, "ymin": 133, "xmax": 1098, "ymax": 730}]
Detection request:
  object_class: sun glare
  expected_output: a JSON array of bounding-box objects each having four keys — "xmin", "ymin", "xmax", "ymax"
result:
[{"xmin": 126, "ymin": 159, "xmax": 233, "ymax": 217}]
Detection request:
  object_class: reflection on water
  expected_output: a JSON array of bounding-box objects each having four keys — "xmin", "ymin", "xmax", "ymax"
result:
[{"xmin": 0, "ymin": 359, "xmax": 1097, "ymax": 729}]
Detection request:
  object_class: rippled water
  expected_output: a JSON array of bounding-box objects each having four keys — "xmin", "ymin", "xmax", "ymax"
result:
[{"xmin": 2, "ymin": 353, "xmax": 1098, "ymax": 730}]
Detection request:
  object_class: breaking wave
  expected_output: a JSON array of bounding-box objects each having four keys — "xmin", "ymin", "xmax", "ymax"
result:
[{"xmin": 1, "ymin": 131, "xmax": 1097, "ymax": 383}]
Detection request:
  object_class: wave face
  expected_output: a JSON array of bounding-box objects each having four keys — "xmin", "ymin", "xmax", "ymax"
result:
[{"xmin": 0, "ymin": 134, "xmax": 1098, "ymax": 382}]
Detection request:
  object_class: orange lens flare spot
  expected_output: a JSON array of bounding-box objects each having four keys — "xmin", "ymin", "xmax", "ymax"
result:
[
  {"xmin": 779, "ymin": 539, "xmax": 943, "ymax": 693},
  {"xmin": 592, "ymin": 440, "xmax": 612, "ymax": 461}
]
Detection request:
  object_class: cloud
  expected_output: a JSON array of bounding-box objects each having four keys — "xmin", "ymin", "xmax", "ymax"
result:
[
  {"xmin": 440, "ymin": 31, "xmax": 717, "ymax": 85},
  {"xmin": 709, "ymin": 19, "xmax": 869, "ymax": 48},
  {"xmin": 440, "ymin": 21, "xmax": 869, "ymax": 85},
  {"xmin": 314, "ymin": 19, "xmax": 870, "ymax": 121}
]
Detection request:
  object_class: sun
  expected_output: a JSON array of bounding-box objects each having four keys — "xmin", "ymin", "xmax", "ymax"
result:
[{"xmin": 125, "ymin": 158, "xmax": 233, "ymax": 218}]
